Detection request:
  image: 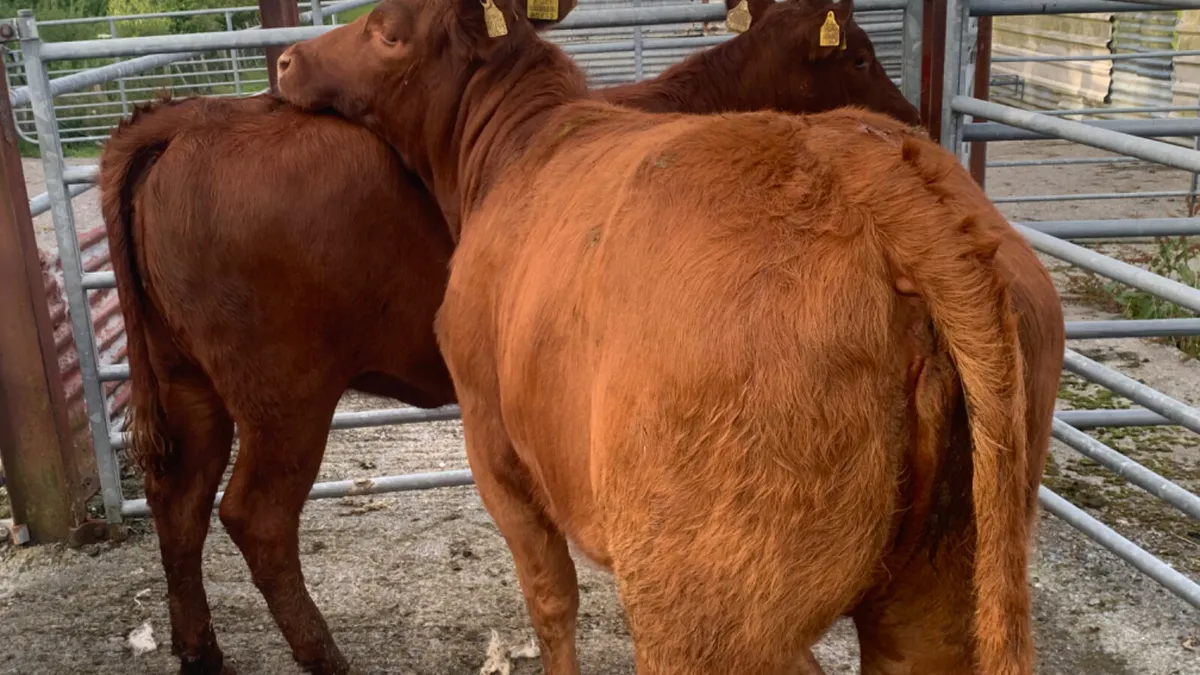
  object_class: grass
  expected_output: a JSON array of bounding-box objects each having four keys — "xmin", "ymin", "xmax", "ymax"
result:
[{"xmin": 1066, "ymin": 236, "xmax": 1200, "ymax": 358}]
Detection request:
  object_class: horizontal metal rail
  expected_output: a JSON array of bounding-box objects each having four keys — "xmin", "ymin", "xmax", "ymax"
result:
[
  {"xmin": 1056, "ymin": 408, "xmax": 1171, "ymax": 429},
  {"xmin": 33, "ymin": 1, "xmax": 907, "ymax": 61},
  {"xmin": 974, "ymin": 0, "xmax": 1200, "ymax": 16},
  {"xmin": 992, "ymin": 190, "xmax": 1192, "ymax": 204},
  {"xmin": 29, "ymin": 182, "xmax": 92, "ymax": 218},
  {"xmin": 62, "ymin": 165, "xmax": 99, "ymax": 184},
  {"xmin": 953, "ymin": 97, "xmax": 1200, "ymax": 173},
  {"xmin": 120, "ymin": 468, "xmax": 476, "ymax": 518},
  {"xmin": 964, "ymin": 118, "xmax": 1200, "ymax": 144},
  {"xmin": 80, "ymin": 271, "xmax": 116, "ymax": 290},
  {"xmin": 989, "ymin": 157, "xmax": 1143, "ymax": 168},
  {"xmin": 1023, "ymin": 218, "xmax": 1200, "ymax": 239},
  {"xmin": 1038, "ymin": 486, "xmax": 1200, "ymax": 610},
  {"xmin": 1016, "ymin": 225, "xmax": 1200, "ymax": 314},
  {"xmin": 110, "ymin": 405, "xmax": 466, "ymax": 450},
  {"xmin": 1063, "ymin": 349, "xmax": 1200, "ymax": 435},
  {"xmin": 1051, "ymin": 420, "xmax": 1200, "ymax": 520},
  {"xmin": 1066, "ymin": 319, "xmax": 1200, "ymax": 339},
  {"xmin": 993, "ymin": 49, "xmax": 1200, "ymax": 64}
]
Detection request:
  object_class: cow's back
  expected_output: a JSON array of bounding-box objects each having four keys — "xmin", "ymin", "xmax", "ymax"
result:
[
  {"xmin": 442, "ymin": 105, "xmax": 924, "ymax": 581},
  {"xmin": 128, "ymin": 96, "xmax": 455, "ymax": 405}
]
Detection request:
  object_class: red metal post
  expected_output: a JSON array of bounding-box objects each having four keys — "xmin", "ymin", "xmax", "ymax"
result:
[
  {"xmin": 920, "ymin": 0, "xmax": 948, "ymax": 142},
  {"xmin": 259, "ymin": 0, "xmax": 300, "ymax": 93},
  {"xmin": 969, "ymin": 16, "xmax": 994, "ymax": 189},
  {"xmin": 0, "ymin": 57, "xmax": 87, "ymax": 543}
]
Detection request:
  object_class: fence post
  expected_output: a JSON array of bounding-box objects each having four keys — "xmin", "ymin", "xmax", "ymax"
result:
[
  {"xmin": 0, "ymin": 46, "xmax": 87, "ymax": 544},
  {"xmin": 259, "ymin": 0, "xmax": 300, "ymax": 93},
  {"xmin": 969, "ymin": 16, "xmax": 993, "ymax": 188}
]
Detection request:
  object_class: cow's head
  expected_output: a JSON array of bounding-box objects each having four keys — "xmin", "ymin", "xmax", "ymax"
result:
[
  {"xmin": 729, "ymin": 0, "xmax": 922, "ymax": 127},
  {"xmin": 277, "ymin": 0, "xmax": 577, "ymax": 125}
]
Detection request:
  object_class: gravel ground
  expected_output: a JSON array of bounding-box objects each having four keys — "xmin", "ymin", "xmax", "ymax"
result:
[{"xmin": 2, "ymin": 139, "xmax": 1199, "ymax": 674}]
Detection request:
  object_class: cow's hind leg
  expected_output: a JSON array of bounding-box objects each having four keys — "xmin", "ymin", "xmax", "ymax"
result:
[
  {"xmin": 144, "ymin": 368, "xmax": 235, "ymax": 675},
  {"xmin": 459, "ymin": 394, "xmax": 581, "ymax": 675},
  {"xmin": 852, "ymin": 546, "xmax": 977, "ymax": 675},
  {"xmin": 218, "ymin": 390, "xmax": 347, "ymax": 675}
]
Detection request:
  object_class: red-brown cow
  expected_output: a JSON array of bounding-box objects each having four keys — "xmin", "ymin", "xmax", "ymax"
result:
[
  {"xmin": 100, "ymin": 2, "xmax": 919, "ymax": 673},
  {"xmin": 277, "ymin": 0, "xmax": 1063, "ymax": 673}
]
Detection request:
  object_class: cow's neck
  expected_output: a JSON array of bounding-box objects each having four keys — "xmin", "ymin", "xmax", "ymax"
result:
[
  {"xmin": 597, "ymin": 32, "xmax": 754, "ymax": 115},
  {"xmin": 417, "ymin": 38, "xmax": 587, "ymax": 240}
]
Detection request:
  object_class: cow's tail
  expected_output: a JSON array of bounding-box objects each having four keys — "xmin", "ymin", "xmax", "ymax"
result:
[
  {"xmin": 99, "ymin": 94, "xmax": 187, "ymax": 475},
  {"xmin": 880, "ymin": 138, "xmax": 1032, "ymax": 675}
]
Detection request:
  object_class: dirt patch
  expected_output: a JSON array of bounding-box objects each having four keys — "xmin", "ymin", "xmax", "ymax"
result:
[{"xmin": 4, "ymin": 142, "xmax": 1199, "ymax": 674}]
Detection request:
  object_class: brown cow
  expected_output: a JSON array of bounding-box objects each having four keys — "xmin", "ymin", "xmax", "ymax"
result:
[
  {"xmin": 100, "ymin": 3, "xmax": 919, "ymax": 674},
  {"xmin": 277, "ymin": 0, "xmax": 1062, "ymax": 673}
]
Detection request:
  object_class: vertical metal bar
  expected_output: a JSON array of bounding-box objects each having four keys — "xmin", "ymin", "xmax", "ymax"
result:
[
  {"xmin": 632, "ymin": 0, "xmax": 643, "ymax": 82},
  {"xmin": 968, "ymin": 15, "xmax": 992, "ymax": 187},
  {"xmin": 939, "ymin": 0, "xmax": 972, "ymax": 154},
  {"xmin": 0, "ymin": 43, "xmax": 85, "ymax": 543},
  {"xmin": 259, "ymin": 0, "xmax": 301, "ymax": 93},
  {"xmin": 108, "ymin": 19, "xmax": 130, "ymax": 118},
  {"xmin": 17, "ymin": 10, "xmax": 124, "ymax": 525},
  {"xmin": 226, "ymin": 12, "xmax": 243, "ymax": 96},
  {"xmin": 1190, "ymin": 91, "xmax": 1200, "ymax": 216},
  {"xmin": 310, "ymin": 0, "xmax": 325, "ymax": 26},
  {"xmin": 900, "ymin": 0, "xmax": 924, "ymax": 109}
]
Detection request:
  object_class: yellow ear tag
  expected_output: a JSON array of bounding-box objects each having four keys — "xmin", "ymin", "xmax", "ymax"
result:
[
  {"xmin": 481, "ymin": 0, "xmax": 508, "ymax": 38},
  {"xmin": 726, "ymin": 0, "xmax": 751, "ymax": 33},
  {"xmin": 819, "ymin": 10, "xmax": 840, "ymax": 47},
  {"xmin": 839, "ymin": 25, "xmax": 847, "ymax": 50},
  {"xmin": 527, "ymin": 0, "xmax": 558, "ymax": 21}
]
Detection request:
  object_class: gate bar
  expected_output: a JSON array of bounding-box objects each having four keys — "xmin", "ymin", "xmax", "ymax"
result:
[
  {"xmin": 1038, "ymin": 486, "xmax": 1200, "ymax": 610},
  {"xmin": 1022, "ymin": 218, "xmax": 1200, "ymax": 239},
  {"xmin": 1056, "ymin": 408, "xmax": 1172, "ymax": 429},
  {"xmin": 953, "ymin": 97, "xmax": 1200, "ymax": 173},
  {"xmin": 965, "ymin": 118, "xmax": 1200, "ymax": 143},
  {"xmin": 120, "ymin": 468, "xmax": 476, "ymax": 518},
  {"xmin": 973, "ymin": 0, "xmax": 1200, "ymax": 15},
  {"xmin": 1064, "ymin": 350, "xmax": 1200, "ymax": 434},
  {"xmin": 1017, "ymin": 225, "xmax": 1200, "ymax": 314},
  {"xmin": 1052, "ymin": 420, "xmax": 1200, "ymax": 520}
]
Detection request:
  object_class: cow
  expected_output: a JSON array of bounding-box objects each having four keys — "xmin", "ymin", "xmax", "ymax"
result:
[
  {"xmin": 276, "ymin": 0, "xmax": 1064, "ymax": 673},
  {"xmin": 99, "ymin": 1, "xmax": 920, "ymax": 673}
]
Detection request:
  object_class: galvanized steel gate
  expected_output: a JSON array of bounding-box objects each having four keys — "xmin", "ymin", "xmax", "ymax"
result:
[{"xmin": 4, "ymin": 0, "xmax": 1200, "ymax": 616}]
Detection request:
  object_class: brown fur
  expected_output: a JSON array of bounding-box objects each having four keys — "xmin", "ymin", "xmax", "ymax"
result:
[
  {"xmin": 276, "ymin": 0, "xmax": 1063, "ymax": 673},
  {"xmin": 100, "ymin": 2, "xmax": 920, "ymax": 673}
]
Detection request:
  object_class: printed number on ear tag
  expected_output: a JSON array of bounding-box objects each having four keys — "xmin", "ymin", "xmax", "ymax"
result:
[
  {"xmin": 819, "ymin": 10, "xmax": 840, "ymax": 47},
  {"xmin": 726, "ymin": 0, "xmax": 751, "ymax": 33},
  {"xmin": 482, "ymin": 0, "xmax": 508, "ymax": 37},
  {"xmin": 527, "ymin": 0, "xmax": 558, "ymax": 20}
]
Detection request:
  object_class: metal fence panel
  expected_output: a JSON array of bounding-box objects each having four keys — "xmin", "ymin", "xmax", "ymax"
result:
[{"xmin": 1111, "ymin": 9, "xmax": 1181, "ymax": 113}]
